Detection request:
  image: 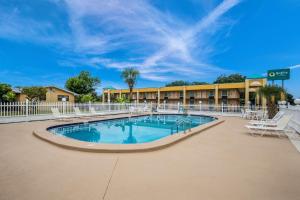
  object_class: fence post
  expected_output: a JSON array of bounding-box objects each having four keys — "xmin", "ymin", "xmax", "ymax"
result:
[
  {"xmin": 89, "ymin": 101, "xmax": 92, "ymax": 111},
  {"xmin": 177, "ymin": 102, "xmax": 180, "ymax": 112},
  {"xmin": 108, "ymin": 101, "xmax": 111, "ymax": 112},
  {"xmin": 199, "ymin": 101, "xmax": 202, "ymax": 112},
  {"xmin": 62, "ymin": 101, "xmax": 66, "ymax": 115},
  {"xmin": 25, "ymin": 99, "xmax": 29, "ymax": 117},
  {"xmin": 163, "ymin": 100, "xmax": 166, "ymax": 111}
]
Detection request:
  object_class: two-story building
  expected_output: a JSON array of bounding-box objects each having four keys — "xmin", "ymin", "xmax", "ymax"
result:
[{"xmin": 102, "ymin": 77, "xmax": 267, "ymax": 107}]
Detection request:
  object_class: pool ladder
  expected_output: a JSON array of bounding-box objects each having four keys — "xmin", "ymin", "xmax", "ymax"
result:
[{"xmin": 171, "ymin": 118, "xmax": 192, "ymax": 134}]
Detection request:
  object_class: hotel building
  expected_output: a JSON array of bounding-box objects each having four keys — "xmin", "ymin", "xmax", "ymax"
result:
[{"xmin": 103, "ymin": 77, "xmax": 267, "ymax": 107}]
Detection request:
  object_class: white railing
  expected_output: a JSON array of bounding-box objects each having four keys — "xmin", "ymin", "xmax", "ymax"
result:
[
  {"xmin": 0, "ymin": 101, "xmax": 266, "ymax": 123},
  {"xmin": 156, "ymin": 102, "xmax": 265, "ymax": 116},
  {"xmin": 0, "ymin": 101, "xmax": 136, "ymax": 117}
]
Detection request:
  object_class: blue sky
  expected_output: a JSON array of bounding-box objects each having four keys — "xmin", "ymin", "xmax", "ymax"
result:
[{"xmin": 0, "ymin": 0, "xmax": 299, "ymax": 97}]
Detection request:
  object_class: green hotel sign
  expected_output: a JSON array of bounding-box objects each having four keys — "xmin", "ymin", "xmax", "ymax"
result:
[{"xmin": 267, "ymin": 68, "xmax": 290, "ymax": 80}]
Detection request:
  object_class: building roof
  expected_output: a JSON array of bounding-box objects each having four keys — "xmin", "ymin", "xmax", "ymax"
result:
[
  {"xmin": 103, "ymin": 86, "xmax": 116, "ymax": 90},
  {"xmin": 13, "ymin": 86, "xmax": 78, "ymax": 96},
  {"xmin": 47, "ymin": 86, "xmax": 78, "ymax": 96},
  {"xmin": 246, "ymin": 74, "xmax": 266, "ymax": 79},
  {"xmin": 12, "ymin": 88, "xmax": 22, "ymax": 94}
]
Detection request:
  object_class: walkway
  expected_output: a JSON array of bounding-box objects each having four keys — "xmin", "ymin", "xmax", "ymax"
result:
[{"xmin": 0, "ymin": 117, "xmax": 300, "ymax": 200}]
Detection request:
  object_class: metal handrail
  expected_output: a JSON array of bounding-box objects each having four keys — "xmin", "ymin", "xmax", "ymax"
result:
[{"xmin": 171, "ymin": 117, "xmax": 192, "ymax": 134}]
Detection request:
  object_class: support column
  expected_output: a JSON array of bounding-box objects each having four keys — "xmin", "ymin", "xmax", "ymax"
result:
[
  {"xmin": 214, "ymin": 85, "xmax": 219, "ymax": 106},
  {"xmin": 108, "ymin": 90, "xmax": 111, "ymax": 103},
  {"xmin": 157, "ymin": 89, "xmax": 160, "ymax": 106},
  {"xmin": 137, "ymin": 90, "xmax": 139, "ymax": 103},
  {"xmin": 261, "ymin": 78, "xmax": 267, "ymax": 108},
  {"xmin": 119, "ymin": 90, "xmax": 122, "ymax": 99},
  {"xmin": 183, "ymin": 87, "xmax": 186, "ymax": 106},
  {"xmin": 245, "ymin": 79, "xmax": 250, "ymax": 107}
]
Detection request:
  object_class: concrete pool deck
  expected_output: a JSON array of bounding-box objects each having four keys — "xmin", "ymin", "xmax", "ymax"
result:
[
  {"xmin": 33, "ymin": 114, "xmax": 224, "ymax": 153},
  {"xmin": 0, "ymin": 115, "xmax": 300, "ymax": 200}
]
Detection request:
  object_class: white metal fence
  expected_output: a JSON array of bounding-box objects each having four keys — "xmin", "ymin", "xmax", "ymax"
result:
[
  {"xmin": 0, "ymin": 100, "xmax": 265, "ymax": 119},
  {"xmin": 0, "ymin": 101, "xmax": 132, "ymax": 117}
]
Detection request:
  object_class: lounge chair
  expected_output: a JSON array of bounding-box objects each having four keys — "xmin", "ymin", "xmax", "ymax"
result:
[
  {"xmin": 129, "ymin": 106, "xmax": 137, "ymax": 114},
  {"xmin": 51, "ymin": 107, "xmax": 72, "ymax": 121},
  {"xmin": 249, "ymin": 111, "xmax": 284, "ymax": 126},
  {"xmin": 142, "ymin": 105, "xmax": 151, "ymax": 112},
  {"xmin": 245, "ymin": 114, "xmax": 293, "ymax": 137},
  {"xmin": 89, "ymin": 107, "xmax": 105, "ymax": 116},
  {"xmin": 73, "ymin": 107, "xmax": 93, "ymax": 117}
]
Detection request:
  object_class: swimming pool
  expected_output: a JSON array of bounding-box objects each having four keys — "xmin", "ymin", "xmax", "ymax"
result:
[{"xmin": 49, "ymin": 114, "xmax": 215, "ymax": 144}]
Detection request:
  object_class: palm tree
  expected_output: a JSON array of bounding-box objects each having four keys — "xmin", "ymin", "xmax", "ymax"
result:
[
  {"xmin": 258, "ymin": 85, "xmax": 284, "ymax": 119},
  {"xmin": 121, "ymin": 68, "xmax": 140, "ymax": 102}
]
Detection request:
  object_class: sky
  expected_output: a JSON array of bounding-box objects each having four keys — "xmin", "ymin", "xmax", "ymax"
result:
[{"xmin": 0, "ymin": 0, "xmax": 299, "ymax": 97}]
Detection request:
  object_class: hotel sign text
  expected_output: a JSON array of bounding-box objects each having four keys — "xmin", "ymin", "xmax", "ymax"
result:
[{"xmin": 267, "ymin": 69, "xmax": 290, "ymax": 80}]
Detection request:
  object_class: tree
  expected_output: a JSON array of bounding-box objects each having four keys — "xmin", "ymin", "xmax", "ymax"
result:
[
  {"xmin": 0, "ymin": 83, "xmax": 14, "ymax": 102},
  {"xmin": 22, "ymin": 87, "xmax": 47, "ymax": 102},
  {"xmin": 65, "ymin": 71, "xmax": 101, "ymax": 95},
  {"xmin": 3, "ymin": 91, "xmax": 16, "ymax": 102},
  {"xmin": 166, "ymin": 80, "xmax": 190, "ymax": 87},
  {"xmin": 191, "ymin": 81, "xmax": 208, "ymax": 85},
  {"xmin": 214, "ymin": 74, "xmax": 246, "ymax": 84},
  {"xmin": 80, "ymin": 94, "xmax": 95, "ymax": 103},
  {"xmin": 286, "ymin": 93, "xmax": 295, "ymax": 105},
  {"xmin": 165, "ymin": 81, "xmax": 208, "ymax": 87},
  {"xmin": 258, "ymin": 85, "xmax": 284, "ymax": 118},
  {"xmin": 121, "ymin": 68, "xmax": 140, "ymax": 102},
  {"xmin": 115, "ymin": 95, "xmax": 129, "ymax": 103}
]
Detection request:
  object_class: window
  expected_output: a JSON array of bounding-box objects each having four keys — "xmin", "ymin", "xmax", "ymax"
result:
[
  {"xmin": 221, "ymin": 90, "xmax": 228, "ymax": 97},
  {"xmin": 189, "ymin": 91, "xmax": 194, "ymax": 97},
  {"xmin": 209, "ymin": 90, "xmax": 214, "ymax": 97},
  {"xmin": 57, "ymin": 95, "xmax": 69, "ymax": 101}
]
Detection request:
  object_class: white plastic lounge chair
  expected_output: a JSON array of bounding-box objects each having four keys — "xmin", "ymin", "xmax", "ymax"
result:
[
  {"xmin": 142, "ymin": 105, "xmax": 151, "ymax": 112},
  {"xmin": 74, "ymin": 107, "xmax": 93, "ymax": 117},
  {"xmin": 241, "ymin": 108, "xmax": 246, "ymax": 118},
  {"xmin": 89, "ymin": 107, "xmax": 104, "ymax": 116},
  {"xmin": 244, "ymin": 109, "xmax": 253, "ymax": 119},
  {"xmin": 136, "ymin": 106, "xmax": 145, "ymax": 113},
  {"xmin": 51, "ymin": 107, "xmax": 72, "ymax": 121},
  {"xmin": 245, "ymin": 114, "xmax": 292, "ymax": 137},
  {"xmin": 249, "ymin": 111, "xmax": 284, "ymax": 126},
  {"xmin": 129, "ymin": 106, "xmax": 137, "ymax": 114}
]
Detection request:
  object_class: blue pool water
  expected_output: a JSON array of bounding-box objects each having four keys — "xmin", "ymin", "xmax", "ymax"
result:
[{"xmin": 49, "ymin": 114, "xmax": 215, "ymax": 144}]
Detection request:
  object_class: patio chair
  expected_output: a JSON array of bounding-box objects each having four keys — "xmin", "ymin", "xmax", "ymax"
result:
[
  {"xmin": 142, "ymin": 105, "xmax": 151, "ymax": 112},
  {"xmin": 89, "ymin": 107, "xmax": 105, "ymax": 116},
  {"xmin": 51, "ymin": 107, "xmax": 72, "ymax": 121},
  {"xmin": 129, "ymin": 106, "xmax": 137, "ymax": 114},
  {"xmin": 73, "ymin": 107, "xmax": 93, "ymax": 117},
  {"xmin": 245, "ymin": 114, "xmax": 293, "ymax": 137},
  {"xmin": 241, "ymin": 108, "xmax": 246, "ymax": 118},
  {"xmin": 249, "ymin": 111, "xmax": 284, "ymax": 126},
  {"xmin": 244, "ymin": 109, "xmax": 253, "ymax": 119}
]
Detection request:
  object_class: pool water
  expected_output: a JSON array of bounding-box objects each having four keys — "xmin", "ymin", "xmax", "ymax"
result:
[{"xmin": 49, "ymin": 114, "xmax": 215, "ymax": 144}]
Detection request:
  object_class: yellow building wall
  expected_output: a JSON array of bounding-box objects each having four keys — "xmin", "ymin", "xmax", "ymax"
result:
[
  {"xmin": 15, "ymin": 94, "xmax": 27, "ymax": 102},
  {"xmin": 14, "ymin": 87, "xmax": 75, "ymax": 102},
  {"xmin": 46, "ymin": 88, "xmax": 75, "ymax": 102}
]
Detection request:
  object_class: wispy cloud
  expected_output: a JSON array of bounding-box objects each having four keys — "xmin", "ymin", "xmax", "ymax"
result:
[
  {"xmin": 0, "ymin": 0, "xmax": 241, "ymax": 82},
  {"xmin": 290, "ymin": 64, "xmax": 300, "ymax": 69}
]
